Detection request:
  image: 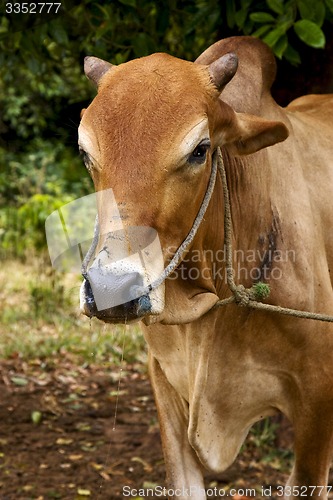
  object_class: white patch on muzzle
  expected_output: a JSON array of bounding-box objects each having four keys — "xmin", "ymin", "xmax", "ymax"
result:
[{"xmin": 80, "ymin": 226, "xmax": 165, "ymax": 317}]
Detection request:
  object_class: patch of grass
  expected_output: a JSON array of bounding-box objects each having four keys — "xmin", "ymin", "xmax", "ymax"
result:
[
  {"xmin": 0, "ymin": 258, "xmax": 146, "ymax": 366},
  {"xmin": 245, "ymin": 417, "xmax": 293, "ymax": 472},
  {"xmin": 250, "ymin": 417, "xmax": 278, "ymax": 449}
]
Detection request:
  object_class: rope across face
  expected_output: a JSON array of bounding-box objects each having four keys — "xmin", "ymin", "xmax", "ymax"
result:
[{"xmin": 81, "ymin": 149, "xmax": 220, "ymax": 301}]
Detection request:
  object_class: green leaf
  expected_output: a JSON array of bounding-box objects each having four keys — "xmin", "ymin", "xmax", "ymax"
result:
[
  {"xmin": 243, "ymin": 18, "xmax": 254, "ymax": 35},
  {"xmin": 263, "ymin": 27, "xmax": 286, "ymax": 47},
  {"xmin": 314, "ymin": 3, "xmax": 326, "ymax": 27},
  {"xmin": 250, "ymin": 12, "xmax": 276, "ymax": 23},
  {"xmin": 298, "ymin": 0, "xmax": 326, "ymax": 26},
  {"xmin": 298, "ymin": 0, "xmax": 314, "ymax": 20},
  {"xmin": 273, "ymin": 34, "xmax": 288, "ymax": 58},
  {"xmin": 278, "ymin": 20, "xmax": 294, "ymax": 32},
  {"xmin": 294, "ymin": 19, "xmax": 326, "ymax": 48},
  {"xmin": 266, "ymin": 0, "xmax": 284, "ymax": 15},
  {"xmin": 280, "ymin": 5, "xmax": 296, "ymax": 25},
  {"xmin": 284, "ymin": 44, "xmax": 302, "ymax": 65},
  {"xmin": 252, "ymin": 25, "xmax": 272, "ymax": 38},
  {"xmin": 235, "ymin": 8, "xmax": 248, "ymax": 28}
]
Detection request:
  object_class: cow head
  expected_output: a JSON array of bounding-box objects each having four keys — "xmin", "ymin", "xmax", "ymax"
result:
[{"xmin": 79, "ymin": 51, "xmax": 288, "ymax": 325}]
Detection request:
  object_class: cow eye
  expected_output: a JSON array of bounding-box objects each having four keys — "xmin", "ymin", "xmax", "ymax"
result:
[
  {"xmin": 189, "ymin": 140, "xmax": 210, "ymax": 164},
  {"xmin": 79, "ymin": 147, "xmax": 93, "ymax": 172}
]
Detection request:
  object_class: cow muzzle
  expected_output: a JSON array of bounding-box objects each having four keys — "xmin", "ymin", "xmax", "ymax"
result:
[
  {"xmin": 80, "ymin": 270, "xmax": 159, "ymax": 323},
  {"xmin": 80, "ymin": 226, "xmax": 165, "ymax": 323}
]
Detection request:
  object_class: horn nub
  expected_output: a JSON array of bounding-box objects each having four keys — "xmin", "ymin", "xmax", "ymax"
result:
[
  {"xmin": 84, "ymin": 56, "xmax": 113, "ymax": 86},
  {"xmin": 208, "ymin": 53, "xmax": 238, "ymax": 91}
]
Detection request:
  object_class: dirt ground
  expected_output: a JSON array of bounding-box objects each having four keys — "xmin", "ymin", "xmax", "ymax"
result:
[{"xmin": 0, "ymin": 356, "xmax": 327, "ymax": 500}]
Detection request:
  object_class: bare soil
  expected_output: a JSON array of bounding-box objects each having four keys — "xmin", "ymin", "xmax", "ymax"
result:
[{"xmin": 0, "ymin": 356, "xmax": 318, "ymax": 500}]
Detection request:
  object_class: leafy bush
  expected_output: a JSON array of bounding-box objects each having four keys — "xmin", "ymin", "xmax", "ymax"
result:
[
  {"xmin": 1, "ymin": 194, "xmax": 72, "ymax": 258},
  {"xmin": 0, "ymin": 139, "xmax": 91, "ymax": 206},
  {"xmin": 0, "ymin": 137, "xmax": 92, "ymax": 258},
  {"xmin": 243, "ymin": 0, "xmax": 333, "ymax": 63}
]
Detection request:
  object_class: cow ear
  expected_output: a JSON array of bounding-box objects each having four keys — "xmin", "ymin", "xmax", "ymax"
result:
[
  {"xmin": 84, "ymin": 56, "xmax": 114, "ymax": 86},
  {"xmin": 219, "ymin": 106, "xmax": 289, "ymax": 155}
]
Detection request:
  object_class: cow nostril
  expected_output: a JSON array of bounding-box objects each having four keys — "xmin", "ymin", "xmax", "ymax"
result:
[{"xmin": 137, "ymin": 294, "xmax": 151, "ymax": 315}]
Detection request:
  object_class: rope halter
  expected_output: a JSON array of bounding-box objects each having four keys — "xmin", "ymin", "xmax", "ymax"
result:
[{"xmin": 81, "ymin": 148, "xmax": 219, "ymax": 297}]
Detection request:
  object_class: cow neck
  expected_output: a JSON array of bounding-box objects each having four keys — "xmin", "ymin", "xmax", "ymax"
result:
[{"xmin": 81, "ymin": 149, "xmax": 220, "ymax": 297}]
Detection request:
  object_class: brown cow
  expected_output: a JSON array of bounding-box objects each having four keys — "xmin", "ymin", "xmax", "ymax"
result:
[{"xmin": 79, "ymin": 36, "xmax": 333, "ymax": 499}]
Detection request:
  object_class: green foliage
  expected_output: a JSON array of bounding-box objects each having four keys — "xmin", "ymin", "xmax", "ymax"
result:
[
  {"xmin": 0, "ymin": 0, "xmax": 332, "ymax": 258},
  {"xmin": 250, "ymin": 417, "xmax": 279, "ymax": 449},
  {"xmin": 1, "ymin": 194, "xmax": 71, "ymax": 258},
  {"xmin": 0, "ymin": 139, "xmax": 90, "ymax": 206},
  {"xmin": 0, "ymin": 61, "xmax": 91, "ymax": 140},
  {"xmin": 244, "ymin": 0, "xmax": 331, "ymax": 62},
  {"xmin": 0, "ymin": 139, "xmax": 92, "ymax": 258},
  {"xmin": 294, "ymin": 19, "xmax": 326, "ymax": 48},
  {"xmin": 252, "ymin": 282, "xmax": 271, "ymax": 300}
]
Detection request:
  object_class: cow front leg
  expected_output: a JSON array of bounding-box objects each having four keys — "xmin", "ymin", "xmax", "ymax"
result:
[
  {"xmin": 286, "ymin": 410, "xmax": 333, "ymax": 499},
  {"xmin": 149, "ymin": 355, "xmax": 206, "ymax": 500}
]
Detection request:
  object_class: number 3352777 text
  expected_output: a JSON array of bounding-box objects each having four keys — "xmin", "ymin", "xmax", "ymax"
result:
[{"xmin": 5, "ymin": 3, "xmax": 62, "ymax": 14}]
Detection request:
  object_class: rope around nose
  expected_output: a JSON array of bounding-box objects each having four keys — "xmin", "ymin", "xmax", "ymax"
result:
[{"xmin": 214, "ymin": 148, "xmax": 333, "ymax": 323}]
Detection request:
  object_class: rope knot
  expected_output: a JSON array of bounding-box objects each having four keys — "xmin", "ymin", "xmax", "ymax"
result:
[
  {"xmin": 233, "ymin": 282, "xmax": 271, "ymax": 307},
  {"xmin": 234, "ymin": 285, "xmax": 251, "ymax": 307}
]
